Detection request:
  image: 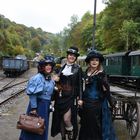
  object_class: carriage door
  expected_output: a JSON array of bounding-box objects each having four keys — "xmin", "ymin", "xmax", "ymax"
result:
[{"xmin": 122, "ymin": 54, "xmax": 131, "ymax": 75}]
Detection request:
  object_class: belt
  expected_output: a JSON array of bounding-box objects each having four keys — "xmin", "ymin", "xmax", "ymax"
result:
[{"xmin": 62, "ymin": 85, "xmax": 72, "ymax": 91}]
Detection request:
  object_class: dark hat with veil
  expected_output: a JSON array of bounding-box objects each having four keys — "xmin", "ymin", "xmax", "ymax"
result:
[{"xmin": 85, "ymin": 50, "xmax": 104, "ymax": 63}]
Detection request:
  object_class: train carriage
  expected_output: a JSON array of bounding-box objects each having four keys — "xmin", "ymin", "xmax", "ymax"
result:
[
  {"xmin": 103, "ymin": 51, "xmax": 130, "ymax": 75},
  {"xmin": 103, "ymin": 50, "xmax": 140, "ymax": 85},
  {"xmin": 2, "ymin": 55, "xmax": 29, "ymax": 77},
  {"xmin": 76, "ymin": 56, "xmax": 86, "ymax": 70},
  {"xmin": 129, "ymin": 50, "xmax": 140, "ymax": 76}
]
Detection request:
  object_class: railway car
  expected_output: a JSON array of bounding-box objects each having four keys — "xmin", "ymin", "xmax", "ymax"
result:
[
  {"xmin": 2, "ymin": 55, "xmax": 29, "ymax": 77},
  {"xmin": 54, "ymin": 57, "xmax": 65, "ymax": 74},
  {"xmin": 75, "ymin": 50, "xmax": 140, "ymax": 87},
  {"xmin": 103, "ymin": 50, "xmax": 140, "ymax": 86},
  {"xmin": 129, "ymin": 50, "xmax": 140, "ymax": 77},
  {"xmin": 77, "ymin": 56, "xmax": 86, "ymax": 70}
]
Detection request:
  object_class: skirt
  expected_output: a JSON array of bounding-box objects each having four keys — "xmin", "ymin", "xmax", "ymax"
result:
[
  {"xmin": 19, "ymin": 98, "xmax": 51, "ymax": 140},
  {"xmin": 51, "ymin": 96, "xmax": 78, "ymax": 139},
  {"xmin": 102, "ymin": 99, "xmax": 118, "ymax": 140},
  {"xmin": 78, "ymin": 100, "xmax": 102, "ymax": 140}
]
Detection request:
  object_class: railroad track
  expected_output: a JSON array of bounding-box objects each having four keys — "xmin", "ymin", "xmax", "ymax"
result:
[
  {"xmin": 0, "ymin": 79, "xmax": 28, "ymax": 113},
  {"xmin": 0, "ymin": 77, "xmax": 6, "ymax": 81},
  {"xmin": 0, "ymin": 88, "xmax": 26, "ymax": 107},
  {"xmin": 0, "ymin": 79, "xmax": 28, "ymax": 93}
]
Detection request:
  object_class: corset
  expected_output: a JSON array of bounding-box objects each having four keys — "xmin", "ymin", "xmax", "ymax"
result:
[{"xmin": 60, "ymin": 74, "xmax": 74, "ymax": 96}]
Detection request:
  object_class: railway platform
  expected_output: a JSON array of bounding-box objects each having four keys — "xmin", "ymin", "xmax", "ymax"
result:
[{"xmin": 110, "ymin": 85, "xmax": 140, "ymax": 98}]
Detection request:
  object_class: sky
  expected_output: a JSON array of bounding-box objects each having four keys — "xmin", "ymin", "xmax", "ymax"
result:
[{"xmin": 0, "ymin": 0, "xmax": 106, "ymax": 33}]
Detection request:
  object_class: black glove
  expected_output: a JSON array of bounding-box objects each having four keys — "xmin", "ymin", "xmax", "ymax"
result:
[{"xmin": 30, "ymin": 108, "xmax": 37, "ymax": 116}]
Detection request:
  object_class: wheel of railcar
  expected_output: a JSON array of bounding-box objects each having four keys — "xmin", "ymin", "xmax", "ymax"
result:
[{"xmin": 126, "ymin": 102, "xmax": 139, "ymax": 139}]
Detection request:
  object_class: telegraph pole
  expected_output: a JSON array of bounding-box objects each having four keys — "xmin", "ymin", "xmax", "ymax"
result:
[{"xmin": 92, "ymin": 0, "xmax": 97, "ymax": 50}]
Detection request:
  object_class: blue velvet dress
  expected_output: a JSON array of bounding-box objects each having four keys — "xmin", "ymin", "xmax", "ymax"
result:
[
  {"xmin": 102, "ymin": 98, "xmax": 118, "ymax": 140},
  {"xmin": 78, "ymin": 73, "xmax": 118, "ymax": 140},
  {"xmin": 19, "ymin": 73, "xmax": 55, "ymax": 140}
]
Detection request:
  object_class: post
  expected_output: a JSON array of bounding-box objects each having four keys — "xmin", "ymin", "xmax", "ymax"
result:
[{"xmin": 92, "ymin": 0, "xmax": 97, "ymax": 50}]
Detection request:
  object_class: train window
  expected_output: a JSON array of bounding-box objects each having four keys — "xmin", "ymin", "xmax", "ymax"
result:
[
  {"xmin": 132, "ymin": 56, "xmax": 140, "ymax": 66},
  {"xmin": 115, "ymin": 57, "xmax": 121, "ymax": 64},
  {"xmin": 135, "ymin": 56, "xmax": 139, "ymax": 65},
  {"xmin": 106, "ymin": 59, "xmax": 108, "ymax": 66},
  {"xmin": 131, "ymin": 56, "xmax": 134, "ymax": 65},
  {"xmin": 108, "ymin": 57, "xmax": 122, "ymax": 65},
  {"xmin": 138, "ymin": 56, "xmax": 140, "ymax": 66},
  {"xmin": 114, "ymin": 57, "xmax": 118, "ymax": 65},
  {"xmin": 118, "ymin": 57, "xmax": 121, "ymax": 64},
  {"xmin": 109, "ymin": 58, "xmax": 114, "ymax": 65},
  {"xmin": 114, "ymin": 57, "xmax": 117, "ymax": 64},
  {"xmin": 108, "ymin": 58, "xmax": 111, "ymax": 65}
]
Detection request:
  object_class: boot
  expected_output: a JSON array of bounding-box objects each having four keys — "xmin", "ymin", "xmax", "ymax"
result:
[
  {"xmin": 61, "ymin": 134, "xmax": 66, "ymax": 140},
  {"xmin": 62, "ymin": 136, "xmax": 66, "ymax": 140},
  {"xmin": 67, "ymin": 130, "xmax": 74, "ymax": 140}
]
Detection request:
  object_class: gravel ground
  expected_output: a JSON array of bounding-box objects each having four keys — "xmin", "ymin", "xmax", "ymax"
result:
[{"xmin": 1, "ymin": 94, "xmax": 140, "ymax": 140}]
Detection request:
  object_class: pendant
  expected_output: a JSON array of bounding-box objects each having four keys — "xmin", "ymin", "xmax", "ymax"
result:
[{"xmin": 59, "ymin": 90, "xmax": 62, "ymax": 97}]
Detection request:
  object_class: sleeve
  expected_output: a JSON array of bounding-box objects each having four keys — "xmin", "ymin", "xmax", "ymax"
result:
[
  {"xmin": 100, "ymin": 73, "xmax": 114, "ymax": 107},
  {"xmin": 26, "ymin": 74, "xmax": 44, "ymax": 109},
  {"xmin": 26, "ymin": 74, "xmax": 44, "ymax": 95},
  {"xmin": 78, "ymin": 67, "xmax": 83, "ymax": 100},
  {"xmin": 29, "ymin": 95, "xmax": 37, "ymax": 109}
]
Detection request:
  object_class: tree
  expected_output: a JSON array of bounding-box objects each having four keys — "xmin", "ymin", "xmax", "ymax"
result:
[
  {"xmin": 13, "ymin": 45, "xmax": 25, "ymax": 55},
  {"xmin": 30, "ymin": 37, "xmax": 41, "ymax": 53},
  {"xmin": 120, "ymin": 20, "xmax": 140, "ymax": 50}
]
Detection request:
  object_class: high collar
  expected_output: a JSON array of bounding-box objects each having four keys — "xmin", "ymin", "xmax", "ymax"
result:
[{"xmin": 66, "ymin": 62, "xmax": 74, "ymax": 66}]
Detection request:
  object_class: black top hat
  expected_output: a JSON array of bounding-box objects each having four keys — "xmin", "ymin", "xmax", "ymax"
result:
[
  {"xmin": 85, "ymin": 50, "xmax": 104, "ymax": 63},
  {"xmin": 67, "ymin": 46, "xmax": 80, "ymax": 57}
]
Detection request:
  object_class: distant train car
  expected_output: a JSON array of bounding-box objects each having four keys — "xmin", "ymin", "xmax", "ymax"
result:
[
  {"xmin": 129, "ymin": 50, "xmax": 140, "ymax": 77},
  {"xmin": 77, "ymin": 56, "xmax": 86, "ymax": 70},
  {"xmin": 2, "ymin": 55, "xmax": 29, "ymax": 77},
  {"xmin": 103, "ymin": 50, "xmax": 140, "ymax": 85},
  {"xmin": 54, "ymin": 57, "xmax": 65, "ymax": 74},
  {"xmin": 103, "ymin": 51, "xmax": 130, "ymax": 76}
]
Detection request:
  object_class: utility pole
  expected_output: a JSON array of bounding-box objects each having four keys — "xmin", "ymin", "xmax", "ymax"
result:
[{"xmin": 92, "ymin": 0, "xmax": 97, "ymax": 50}]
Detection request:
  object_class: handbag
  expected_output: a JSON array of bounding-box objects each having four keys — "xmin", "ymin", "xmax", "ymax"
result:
[{"xmin": 16, "ymin": 114, "xmax": 45, "ymax": 135}]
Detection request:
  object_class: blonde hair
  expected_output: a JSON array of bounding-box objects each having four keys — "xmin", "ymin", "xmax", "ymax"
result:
[{"xmin": 97, "ymin": 63, "xmax": 103, "ymax": 71}]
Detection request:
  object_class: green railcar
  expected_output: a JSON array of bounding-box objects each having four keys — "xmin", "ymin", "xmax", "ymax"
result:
[
  {"xmin": 67, "ymin": 50, "xmax": 140, "ymax": 85},
  {"xmin": 129, "ymin": 50, "xmax": 140, "ymax": 76},
  {"xmin": 103, "ymin": 50, "xmax": 140, "ymax": 85},
  {"xmin": 103, "ymin": 52, "xmax": 130, "ymax": 76}
]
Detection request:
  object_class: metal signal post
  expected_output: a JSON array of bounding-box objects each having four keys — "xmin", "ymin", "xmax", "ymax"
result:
[{"xmin": 92, "ymin": 0, "xmax": 97, "ymax": 50}]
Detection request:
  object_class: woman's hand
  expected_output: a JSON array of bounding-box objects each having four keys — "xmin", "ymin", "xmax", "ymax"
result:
[
  {"xmin": 52, "ymin": 74, "xmax": 60, "ymax": 82},
  {"xmin": 78, "ymin": 100, "xmax": 83, "ymax": 106},
  {"xmin": 30, "ymin": 109, "xmax": 37, "ymax": 115}
]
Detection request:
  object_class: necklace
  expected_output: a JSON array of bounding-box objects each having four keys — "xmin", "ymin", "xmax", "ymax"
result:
[{"xmin": 87, "ymin": 69, "xmax": 98, "ymax": 76}]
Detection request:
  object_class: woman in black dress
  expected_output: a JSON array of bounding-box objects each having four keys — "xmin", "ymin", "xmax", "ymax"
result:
[
  {"xmin": 78, "ymin": 50, "xmax": 118, "ymax": 140},
  {"xmin": 51, "ymin": 46, "xmax": 83, "ymax": 140}
]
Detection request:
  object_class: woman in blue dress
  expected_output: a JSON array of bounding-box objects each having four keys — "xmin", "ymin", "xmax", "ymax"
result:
[
  {"xmin": 78, "ymin": 50, "xmax": 118, "ymax": 140},
  {"xmin": 19, "ymin": 55, "xmax": 55, "ymax": 140}
]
